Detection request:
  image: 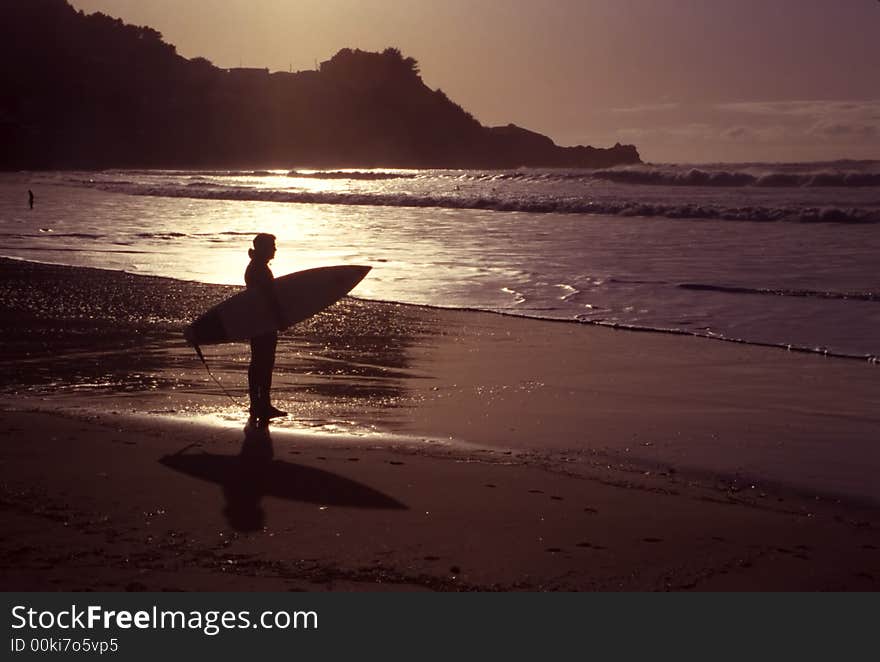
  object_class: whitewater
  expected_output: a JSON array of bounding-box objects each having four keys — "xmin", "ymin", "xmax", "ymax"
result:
[{"xmin": 1, "ymin": 161, "xmax": 878, "ymax": 360}]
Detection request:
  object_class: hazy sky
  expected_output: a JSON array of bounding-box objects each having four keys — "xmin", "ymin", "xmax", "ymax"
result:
[{"xmin": 70, "ymin": 0, "xmax": 880, "ymax": 163}]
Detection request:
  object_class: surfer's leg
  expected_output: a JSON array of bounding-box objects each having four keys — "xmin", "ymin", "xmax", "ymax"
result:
[
  {"xmin": 254, "ymin": 332, "xmax": 286, "ymax": 419},
  {"xmin": 263, "ymin": 332, "xmax": 277, "ymax": 395},
  {"xmin": 249, "ymin": 333, "xmax": 278, "ymax": 418},
  {"xmin": 248, "ymin": 337, "xmax": 266, "ymax": 416},
  {"xmin": 262, "ymin": 333, "xmax": 286, "ymax": 418}
]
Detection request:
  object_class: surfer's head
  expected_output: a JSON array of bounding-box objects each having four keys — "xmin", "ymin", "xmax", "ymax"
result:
[{"xmin": 249, "ymin": 233, "xmax": 276, "ymax": 262}]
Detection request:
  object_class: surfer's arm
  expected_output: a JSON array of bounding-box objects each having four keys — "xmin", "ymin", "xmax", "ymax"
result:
[
  {"xmin": 247, "ymin": 264, "xmax": 288, "ymax": 331},
  {"xmin": 259, "ymin": 284, "xmax": 289, "ymax": 330}
]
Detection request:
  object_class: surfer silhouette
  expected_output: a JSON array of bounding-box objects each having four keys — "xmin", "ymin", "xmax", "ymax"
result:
[
  {"xmin": 245, "ymin": 233, "xmax": 288, "ymax": 426},
  {"xmin": 28, "ymin": 189, "xmax": 34, "ymax": 209}
]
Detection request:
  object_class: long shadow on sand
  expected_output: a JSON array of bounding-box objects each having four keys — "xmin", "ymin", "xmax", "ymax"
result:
[{"xmin": 159, "ymin": 426, "xmax": 407, "ymax": 532}]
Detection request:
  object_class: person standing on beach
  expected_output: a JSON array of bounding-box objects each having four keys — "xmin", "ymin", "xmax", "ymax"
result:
[
  {"xmin": 245, "ymin": 233, "xmax": 288, "ymax": 425},
  {"xmin": 28, "ymin": 189, "xmax": 34, "ymax": 209}
]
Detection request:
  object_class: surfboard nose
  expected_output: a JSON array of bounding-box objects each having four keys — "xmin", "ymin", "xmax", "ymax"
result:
[
  {"xmin": 324, "ymin": 264, "xmax": 372, "ymax": 295},
  {"xmin": 345, "ymin": 265, "xmax": 372, "ymax": 289}
]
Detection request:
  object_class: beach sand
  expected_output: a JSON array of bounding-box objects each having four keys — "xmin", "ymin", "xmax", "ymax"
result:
[{"xmin": 1, "ymin": 257, "xmax": 879, "ymax": 591}]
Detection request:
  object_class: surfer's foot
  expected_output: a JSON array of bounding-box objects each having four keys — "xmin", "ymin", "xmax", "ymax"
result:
[
  {"xmin": 264, "ymin": 405, "xmax": 288, "ymax": 419},
  {"xmin": 248, "ymin": 403, "xmax": 286, "ymax": 424},
  {"xmin": 248, "ymin": 414, "xmax": 270, "ymax": 429}
]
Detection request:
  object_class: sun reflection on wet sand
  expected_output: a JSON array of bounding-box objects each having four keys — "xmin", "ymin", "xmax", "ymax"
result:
[{"xmin": 0, "ymin": 257, "xmax": 447, "ymax": 444}]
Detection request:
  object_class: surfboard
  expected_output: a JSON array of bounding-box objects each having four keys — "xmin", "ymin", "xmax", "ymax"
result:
[{"xmin": 184, "ymin": 264, "xmax": 371, "ymax": 345}]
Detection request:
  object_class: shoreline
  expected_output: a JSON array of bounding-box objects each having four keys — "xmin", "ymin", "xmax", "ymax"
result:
[
  {"xmin": 2, "ymin": 257, "xmax": 880, "ymax": 590},
  {"xmin": 5, "ymin": 253, "xmax": 878, "ymax": 364},
  {"xmin": 3, "ymin": 256, "xmax": 879, "ymax": 503}
]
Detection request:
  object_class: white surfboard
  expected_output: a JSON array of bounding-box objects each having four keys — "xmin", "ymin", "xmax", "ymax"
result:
[{"xmin": 184, "ymin": 265, "xmax": 371, "ymax": 345}]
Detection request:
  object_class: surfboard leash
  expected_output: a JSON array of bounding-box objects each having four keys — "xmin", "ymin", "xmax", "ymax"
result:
[{"xmin": 190, "ymin": 341, "xmax": 242, "ymax": 407}]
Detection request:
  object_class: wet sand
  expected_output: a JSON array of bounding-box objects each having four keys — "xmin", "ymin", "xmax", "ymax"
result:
[{"xmin": 1, "ymin": 257, "xmax": 879, "ymax": 590}]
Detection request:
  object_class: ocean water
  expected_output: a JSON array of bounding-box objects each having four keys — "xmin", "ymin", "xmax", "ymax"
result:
[{"xmin": 1, "ymin": 162, "xmax": 879, "ymax": 359}]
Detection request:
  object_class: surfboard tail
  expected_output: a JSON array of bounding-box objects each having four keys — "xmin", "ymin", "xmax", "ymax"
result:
[{"xmin": 185, "ymin": 309, "xmax": 229, "ymax": 346}]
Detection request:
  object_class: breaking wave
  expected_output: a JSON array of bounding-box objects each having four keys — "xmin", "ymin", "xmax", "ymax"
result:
[
  {"xmin": 440, "ymin": 162, "xmax": 880, "ymax": 188},
  {"xmin": 78, "ymin": 179, "xmax": 880, "ymax": 224},
  {"xmin": 287, "ymin": 170, "xmax": 417, "ymax": 180},
  {"xmin": 74, "ymin": 162, "xmax": 880, "ymax": 189},
  {"xmin": 102, "ymin": 169, "xmax": 277, "ymax": 178},
  {"xmin": 588, "ymin": 167, "xmax": 880, "ymax": 188}
]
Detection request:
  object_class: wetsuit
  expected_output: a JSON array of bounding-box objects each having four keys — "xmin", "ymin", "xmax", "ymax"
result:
[{"xmin": 245, "ymin": 259, "xmax": 278, "ymax": 416}]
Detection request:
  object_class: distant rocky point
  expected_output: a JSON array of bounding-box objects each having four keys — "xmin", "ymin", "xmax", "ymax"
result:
[{"xmin": 0, "ymin": 0, "xmax": 641, "ymax": 170}]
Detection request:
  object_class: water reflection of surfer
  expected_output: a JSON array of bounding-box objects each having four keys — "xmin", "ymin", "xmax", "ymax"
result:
[{"xmin": 245, "ymin": 233, "xmax": 288, "ymax": 427}]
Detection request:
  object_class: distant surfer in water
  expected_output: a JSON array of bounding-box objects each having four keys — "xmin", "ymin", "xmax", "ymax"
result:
[
  {"xmin": 245, "ymin": 233, "xmax": 288, "ymax": 426},
  {"xmin": 28, "ymin": 189, "xmax": 34, "ymax": 209}
]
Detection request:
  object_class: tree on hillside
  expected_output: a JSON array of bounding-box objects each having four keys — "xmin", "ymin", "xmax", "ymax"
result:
[{"xmin": 382, "ymin": 47, "xmax": 420, "ymax": 75}]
